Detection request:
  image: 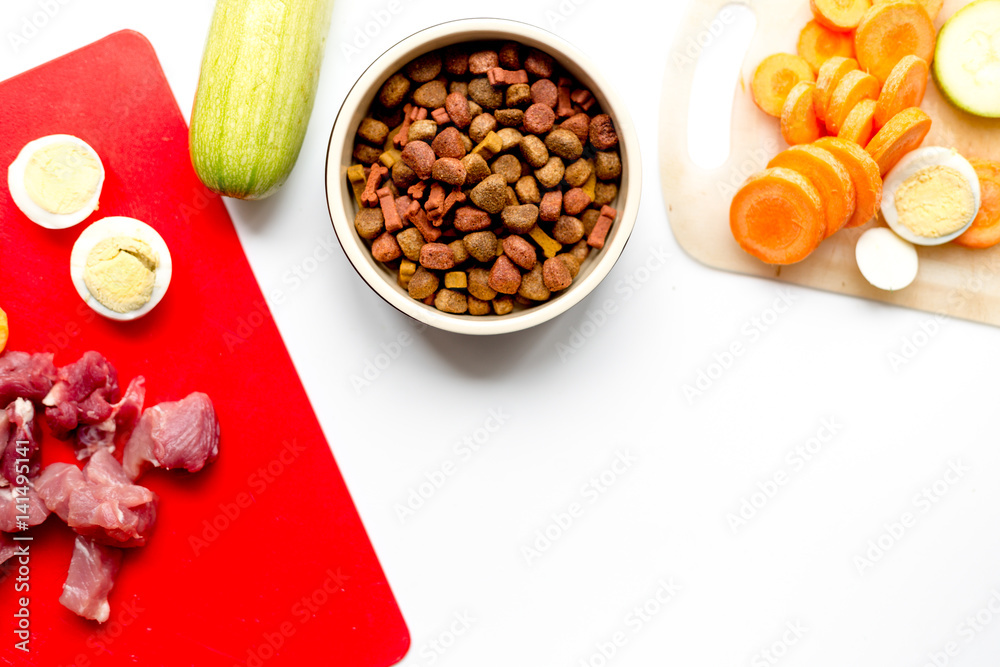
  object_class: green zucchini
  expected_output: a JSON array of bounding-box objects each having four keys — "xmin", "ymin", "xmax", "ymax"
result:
[
  {"xmin": 189, "ymin": 0, "xmax": 335, "ymax": 200},
  {"xmin": 933, "ymin": 0, "xmax": 1000, "ymax": 118}
]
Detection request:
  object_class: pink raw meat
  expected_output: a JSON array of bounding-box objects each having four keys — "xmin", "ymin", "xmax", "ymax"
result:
[
  {"xmin": 1, "ymin": 399, "xmax": 40, "ymax": 485},
  {"xmin": 0, "ymin": 351, "xmax": 57, "ymax": 405},
  {"xmin": 75, "ymin": 376, "xmax": 146, "ymax": 460},
  {"xmin": 0, "ymin": 483, "xmax": 49, "ymax": 532},
  {"xmin": 43, "ymin": 351, "xmax": 120, "ymax": 439},
  {"xmin": 59, "ymin": 535, "xmax": 123, "ymax": 623},
  {"xmin": 123, "ymin": 392, "xmax": 220, "ymax": 480},
  {"xmin": 35, "ymin": 462, "xmax": 86, "ymax": 519}
]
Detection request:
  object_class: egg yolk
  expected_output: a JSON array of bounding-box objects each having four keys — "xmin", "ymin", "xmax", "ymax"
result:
[
  {"xmin": 83, "ymin": 236, "xmax": 159, "ymax": 314},
  {"xmin": 23, "ymin": 142, "xmax": 101, "ymax": 215},
  {"xmin": 895, "ymin": 165, "xmax": 977, "ymax": 238}
]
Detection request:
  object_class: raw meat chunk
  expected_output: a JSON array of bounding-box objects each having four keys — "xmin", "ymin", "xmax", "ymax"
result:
[
  {"xmin": 123, "ymin": 392, "xmax": 220, "ymax": 480},
  {"xmin": 59, "ymin": 536, "xmax": 123, "ymax": 623},
  {"xmin": 0, "ymin": 483, "xmax": 49, "ymax": 532},
  {"xmin": 35, "ymin": 462, "xmax": 86, "ymax": 519},
  {"xmin": 43, "ymin": 351, "xmax": 120, "ymax": 439},
  {"xmin": 1, "ymin": 399, "xmax": 40, "ymax": 485},
  {"xmin": 0, "ymin": 351, "xmax": 57, "ymax": 405},
  {"xmin": 75, "ymin": 376, "xmax": 146, "ymax": 460}
]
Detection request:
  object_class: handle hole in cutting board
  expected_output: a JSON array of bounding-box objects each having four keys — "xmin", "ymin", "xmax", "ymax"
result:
[{"xmin": 686, "ymin": 4, "xmax": 757, "ymax": 169}]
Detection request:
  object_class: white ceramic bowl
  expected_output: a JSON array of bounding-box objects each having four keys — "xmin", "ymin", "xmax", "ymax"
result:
[{"xmin": 325, "ymin": 18, "xmax": 641, "ymax": 335}]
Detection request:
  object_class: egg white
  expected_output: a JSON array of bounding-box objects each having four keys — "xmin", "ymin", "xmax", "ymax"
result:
[
  {"xmin": 881, "ymin": 146, "xmax": 982, "ymax": 246},
  {"xmin": 69, "ymin": 217, "xmax": 173, "ymax": 321},
  {"xmin": 856, "ymin": 227, "xmax": 919, "ymax": 291},
  {"xmin": 7, "ymin": 134, "xmax": 105, "ymax": 230}
]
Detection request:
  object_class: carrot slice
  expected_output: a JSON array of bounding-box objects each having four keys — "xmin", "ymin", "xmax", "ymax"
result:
[
  {"xmin": 769, "ymin": 144, "xmax": 857, "ymax": 237},
  {"xmin": 752, "ymin": 53, "xmax": 816, "ymax": 117},
  {"xmin": 814, "ymin": 136, "xmax": 884, "ymax": 228},
  {"xmin": 838, "ymin": 98, "xmax": 878, "ymax": 145},
  {"xmin": 855, "ymin": 0, "xmax": 936, "ymax": 85},
  {"xmin": 873, "ymin": 0, "xmax": 943, "ymax": 21},
  {"xmin": 953, "ymin": 159, "xmax": 1000, "ymax": 249},
  {"xmin": 874, "ymin": 55, "xmax": 929, "ymax": 128},
  {"xmin": 825, "ymin": 69, "xmax": 881, "ymax": 135},
  {"xmin": 865, "ymin": 107, "xmax": 932, "ymax": 175},
  {"xmin": 781, "ymin": 82, "xmax": 824, "ymax": 145},
  {"xmin": 730, "ymin": 167, "xmax": 826, "ymax": 265},
  {"xmin": 811, "ymin": 0, "xmax": 873, "ymax": 32},
  {"xmin": 798, "ymin": 20, "xmax": 856, "ymax": 71},
  {"xmin": 0, "ymin": 307, "xmax": 6, "ymax": 355},
  {"xmin": 814, "ymin": 57, "xmax": 858, "ymax": 123}
]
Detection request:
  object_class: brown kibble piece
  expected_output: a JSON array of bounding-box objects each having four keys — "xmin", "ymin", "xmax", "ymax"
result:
[
  {"xmin": 469, "ymin": 50, "xmax": 499, "ymax": 75},
  {"xmin": 560, "ymin": 113, "xmax": 590, "ymax": 143},
  {"xmin": 501, "ymin": 204, "xmax": 539, "ymax": 234},
  {"xmin": 515, "ymin": 176, "xmax": 541, "ymax": 204},
  {"xmin": 542, "ymin": 257, "xmax": 572, "ymax": 291},
  {"xmin": 553, "ymin": 215, "xmax": 585, "ymax": 244},
  {"xmin": 355, "ymin": 208, "xmax": 385, "ymax": 241},
  {"xmin": 407, "ymin": 119, "xmax": 438, "ymax": 144},
  {"xmin": 594, "ymin": 182, "xmax": 618, "ymax": 207},
  {"xmin": 496, "ymin": 128, "xmax": 523, "ymax": 152},
  {"xmin": 397, "ymin": 227, "xmax": 425, "ymax": 261},
  {"xmin": 581, "ymin": 209, "xmax": 601, "ymax": 235},
  {"xmin": 401, "ymin": 140, "xmax": 436, "ymax": 179},
  {"xmin": 488, "ymin": 255, "xmax": 522, "ymax": 294},
  {"xmin": 445, "ymin": 92, "xmax": 472, "ymax": 130},
  {"xmin": 453, "ymin": 207, "xmax": 491, "ymax": 234},
  {"xmin": 372, "ymin": 231, "xmax": 402, "ymax": 262},
  {"xmin": 443, "ymin": 47, "xmax": 469, "ymax": 76},
  {"xmin": 495, "ymin": 109, "xmax": 525, "ymax": 127},
  {"xmin": 469, "ymin": 113, "xmax": 497, "ymax": 144},
  {"xmin": 392, "ymin": 160, "xmax": 418, "ymax": 190},
  {"xmin": 420, "ymin": 243, "xmax": 456, "ymax": 270},
  {"xmin": 589, "ymin": 114, "xmax": 619, "ymax": 150},
  {"xmin": 518, "ymin": 264, "xmax": 551, "ymax": 301},
  {"xmin": 557, "ymin": 253, "xmax": 581, "ymax": 278},
  {"xmin": 469, "ymin": 78, "xmax": 504, "ymax": 109},
  {"xmin": 379, "ymin": 73, "xmax": 411, "ymax": 108},
  {"xmin": 530, "ymin": 79, "xmax": 558, "ymax": 108},
  {"xmin": 408, "ymin": 266, "xmax": 439, "ymax": 299},
  {"xmin": 524, "ymin": 49, "xmax": 554, "ymax": 78},
  {"xmin": 353, "ymin": 143, "xmax": 382, "ymax": 165},
  {"xmin": 569, "ymin": 239, "xmax": 590, "ymax": 263},
  {"xmin": 595, "ymin": 151, "xmax": 622, "ymax": 181},
  {"xmin": 413, "ymin": 80, "xmax": 448, "ymax": 109},
  {"xmin": 461, "ymin": 153, "xmax": 491, "ymax": 185},
  {"xmin": 431, "ymin": 157, "xmax": 467, "ymax": 187},
  {"xmin": 506, "ymin": 83, "xmax": 532, "ymax": 108},
  {"xmin": 464, "ymin": 231, "xmax": 498, "ymax": 262},
  {"xmin": 469, "ymin": 174, "xmax": 508, "ymax": 214},
  {"xmin": 492, "ymin": 154, "xmax": 522, "ymax": 184},
  {"xmin": 534, "ymin": 156, "xmax": 565, "ymax": 189},
  {"xmin": 432, "ymin": 127, "xmax": 466, "ymax": 159},
  {"xmin": 492, "ymin": 296, "xmax": 514, "ymax": 315},
  {"xmin": 564, "ymin": 159, "xmax": 593, "ymax": 188},
  {"xmin": 539, "ymin": 190, "xmax": 563, "ymax": 221},
  {"xmin": 406, "ymin": 52, "xmax": 442, "ymax": 83},
  {"xmin": 499, "ymin": 42, "xmax": 521, "ymax": 70},
  {"xmin": 357, "ymin": 118, "xmax": 390, "ymax": 145},
  {"xmin": 524, "ymin": 103, "xmax": 556, "ymax": 134},
  {"xmin": 563, "ymin": 188, "xmax": 592, "ymax": 216},
  {"xmin": 468, "ymin": 267, "xmax": 498, "ymax": 301},
  {"xmin": 449, "ymin": 239, "xmax": 470, "ymax": 265},
  {"xmin": 545, "ymin": 128, "xmax": 583, "ymax": 160},
  {"xmin": 503, "ymin": 235, "xmax": 537, "ymax": 270},
  {"xmin": 520, "ymin": 135, "xmax": 549, "ymax": 168},
  {"xmin": 467, "ymin": 295, "xmax": 491, "ymax": 316}
]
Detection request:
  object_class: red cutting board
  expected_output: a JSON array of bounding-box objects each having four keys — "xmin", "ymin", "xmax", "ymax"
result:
[{"xmin": 0, "ymin": 30, "xmax": 409, "ymax": 667}]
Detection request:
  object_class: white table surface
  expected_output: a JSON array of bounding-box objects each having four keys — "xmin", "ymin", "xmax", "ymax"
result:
[{"xmin": 4, "ymin": 1, "xmax": 1000, "ymax": 666}]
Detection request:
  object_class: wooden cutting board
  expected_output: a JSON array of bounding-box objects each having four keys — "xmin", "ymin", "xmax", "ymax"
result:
[
  {"xmin": 0, "ymin": 31, "xmax": 409, "ymax": 666},
  {"xmin": 660, "ymin": 0, "xmax": 1000, "ymax": 325}
]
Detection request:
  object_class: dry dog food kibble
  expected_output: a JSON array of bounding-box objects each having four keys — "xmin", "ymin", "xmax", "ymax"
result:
[{"xmin": 348, "ymin": 40, "xmax": 623, "ymax": 316}]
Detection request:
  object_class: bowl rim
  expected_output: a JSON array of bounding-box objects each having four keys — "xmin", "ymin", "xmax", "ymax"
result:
[{"xmin": 324, "ymin": 17, "xmax": 642, "ymax": 336}]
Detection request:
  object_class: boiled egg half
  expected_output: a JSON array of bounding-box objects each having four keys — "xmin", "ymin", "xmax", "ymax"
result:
[
  {"xmin": 7, "ymin": 134, "xmax": 105, "ymax": 229},
  {"xmin": 70, "ymin": 217, "xmax": 172, "ymax": 321},
  {"xmin": 881, "ymin": 147, "xmax": 981, "ymax": 246}
]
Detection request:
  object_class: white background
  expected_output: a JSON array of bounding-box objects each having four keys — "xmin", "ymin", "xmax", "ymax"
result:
[{"xmin": 3, "ymin": 1, "xmax": 1000, "ymax": 666}]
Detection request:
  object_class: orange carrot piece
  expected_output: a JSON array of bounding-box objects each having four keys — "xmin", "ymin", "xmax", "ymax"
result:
[
  {"xmin": 814, "ymin": 57, "xmax": 858, "ymax": 124},
  {"xmin": 814, "ymin": 136, "xmax": 884, "ymax": 228},
  {"xmin": 811, "ymin": 0, "xmax": 872, "ymax": 31},
  {"xmin": 826, "ymin": 69, "xmax": 881, "ymax": 135},
  {"xmin": 0, "ymin": 307, "xmax": 6, "ymax": 355},
  {"xmin": 874, "ymin": 55, "xmax": 929, "ymax": 128},
  {"xmin": 798, "ymin": 20, "xmax": 856, "ymax": 72},
  {"xmin": 865, "ymin": 107, "xmax": 932, "ymax": 175},
  {"xmin": 953, "ymin": 159, "xmax": 1000, "ymax": 249},
  {"xmin": 873, "ymin": 0, "xmax": 943, "ymax": 21},
  {"xmin": 855, "ymin": 1, "xmax": 936, "ymax": 85},
  {"xmin": 730, "ymin": 167, "xmax": 826, "ymax": 265},
  {"xmin": 752, "ymin": 53, "xmax": 816, "ymax": 117},
  {"xmin": 769, "ymin": 144, "xmax": 857, "ymax": 238},
  {"xmin": 781, "ymin": 81, "xmax": 824, "ymax": 145},
  {"xmin": 838, "ymin": 98, "xmax": 878, "ymax": 145}
]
